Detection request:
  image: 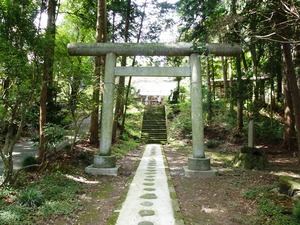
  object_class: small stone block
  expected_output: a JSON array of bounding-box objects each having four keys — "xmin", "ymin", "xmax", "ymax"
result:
[
  {"xmin": 183, "ymin": 166, "xmax": 218, "ymax": 178},
  {"xmin": 143, "ymin": 183, "xmax": 155, "ymax": 186},
  {"xmin": 93, "ymin": 155, "xmax": 116, "ymax": 168},
  {"xmin": 188, "ymin": 157, "xmax": 211, "ymax": 171},
  {"xmin": 85, "ymin": 165, "xmax": 120, "ymax": 176}
]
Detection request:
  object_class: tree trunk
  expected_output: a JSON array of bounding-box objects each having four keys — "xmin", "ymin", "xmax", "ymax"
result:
[
  {"xmin": 236, "ymin": 54, "xmax": 243, "ymax": 130},
  {"xmin": 1, "ymin": 103, "xmax": 27, "ymax": 186},
  {"xmin": 89, "ymin": 0, "xmax": 107, "ymax": 146},
  {"xmin": 112, "ymin": 0, "xmax": 131, "ymax": 142},
  {"xmin": 282, "ymin": 43, "xmax": 300, "ymax": 162},
  {"xmin": 120, "ymin": 0, "xmax": 147, "ymax": 135},
  {"xmin": 229, "ymin": 59, "xmax": 234, "ymax": 113},
  {"xmin": 206, "ymin": 57, "xmax": 212, "ymax": 124},
  {"xmin": 38, "ymin": 0, "xmax": 57, "ymax": 161},
  {"xmin": 221, "ymin": 56, "xmax": 229, "ymax": 98},
  {"xmin": 283, "ymin": 79, "xmax": 296, "ymax": 151},
  {"xmin": 249, "ymin": 43, "xmax": 259, "ymax": 101}
]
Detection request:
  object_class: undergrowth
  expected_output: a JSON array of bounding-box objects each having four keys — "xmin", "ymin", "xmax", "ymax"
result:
[
  {"xmin": 243, "ymin": 184, "xmax": 299, "ymax": 224},
  {"xmin": 0, "ymin": 172, "xmax": 81, "ymax": 225}
]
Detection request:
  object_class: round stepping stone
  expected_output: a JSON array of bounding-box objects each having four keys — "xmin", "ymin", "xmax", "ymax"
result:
[
  {"xmin": 148, "ymin": 164, "xmax": 156, "ymax": 167},
  {"xmin": 138, "ymin": 221, "xmax": 154, "ymax": 225},
  {"xmin": 143, "ymin": 182, "xmax": 155, "ymax": 186},
  {"xmin": 144, "ymin": 178, "xmax": 154, "ymax": 181},
  {"xmin": 145, "ymin": 172, "xmax": 156, "ymax": 175},
  {"xmin": 140, "ymin": 193, "xmax": 157, "ymax": 199},
  {"xmin": 140, "ymin": 201, "xmax": 154, "ymax": 207},
  {"xmin": 139, "ymin": 210, "xmax": 155, "ymax": 217},
  {"xmin": 143, "ymin": 187, "xmax": 156, "ymax": 192},
  {"xmin": 147, "ymin": 166, "xmax": 156, "ymax": 169}
]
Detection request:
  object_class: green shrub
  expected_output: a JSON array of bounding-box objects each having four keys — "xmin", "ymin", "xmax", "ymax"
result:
[
  {"xmin": 243, "ymin": 185, "xmax": 299, "ymax": 224},
  {"xmin": 293, "ymin": 201, "xmax": 300, "ymax": 219},
  {"xmin": 21, "ymin": 155, "xmax": 38, "ymax": 172},
  {"xmin": 255, "ymin": 116, "xmax": 283, "ymax": 143},
  {"xmin": 205, "ymin": 140, "xmax": 221, "ymax": 148},
  {"xmin": 43, "ymin": 123, "xmax": 66, "ymax": 149},
  {"xmin": 172, "ymin": 106, "xmax": 192, "ymax": 135},
  {"xmin": 18, "ymin": 189, "xmax": 44, "ymax": 208}
]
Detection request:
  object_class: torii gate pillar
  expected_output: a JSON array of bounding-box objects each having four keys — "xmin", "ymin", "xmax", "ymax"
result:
[
  {"xmin": 67, "ymin": 42, "xmax": 241, "ymax": 177},
  {"xmin": 183, "ymin": 54, "xmax": 218, "ymax": 177}
]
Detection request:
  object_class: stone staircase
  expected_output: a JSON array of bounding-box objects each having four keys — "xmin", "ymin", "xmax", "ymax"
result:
[{"xmin": 141, "ymin": 105, "xmax": 167, "ymax": 144}]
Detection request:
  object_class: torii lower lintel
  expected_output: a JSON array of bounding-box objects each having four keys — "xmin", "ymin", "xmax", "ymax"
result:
[{"xmin": 67, "ymin": 42, "xmax": 241, "ymax": 57}]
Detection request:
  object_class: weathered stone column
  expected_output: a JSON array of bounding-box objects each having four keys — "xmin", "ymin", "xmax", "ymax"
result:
[
  {"xmin": 190, "ymin": 53, "xmax": 205, "ymax": 158},
  {"xmin": 99, "ymin": 52, "xmax": 116, "ymax": 155},
  {"xmin": 184, "ymin": 54, "xmax": 218, "ymax": 177},
  {"xmin": 85, "ymin": 52, "xmax": 119, "ymax": 176},
  {"xmin": 248, "ymin": 119, "xmax": 254, "ymax": 148}
]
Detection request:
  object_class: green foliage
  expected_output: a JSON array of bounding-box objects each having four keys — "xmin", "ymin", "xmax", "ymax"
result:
[
  {"xmin": 18, "ymin": 189, "xmax": 44, "ymax": 208},
  {"xmin": 0, "ymin": 205, "xmax": 33, "ymax": 225},
  {"xmin": 43, "ymin": 123, "xmax": 66, "ymax": 149},
  {"xmin": 111, "ymin": 139, "xmax": 140, "ymax": 159},
  {"xmin": 243, "ymin": 185, "xmax": 277, "ymax": 200},
  {"xmin": 243, "ymin": 185, "xmax": 299, "ymax": 224},
  {"xmin": 40, "ymin": 201, "xmax": 76, "ymax": 217},
  {"xmin": 35, "ymin": 173, "xmax": 80, "ymax": 201},
  {"xmin": 254, "ymin": 115, "xmax": 284, "ymax": 143},
  {"xmin": 205, "ymin": 140, "xmax": 221, "ymax": 149},
  {"xmin": 293, "ymin": 201, "xmax": 300, "ymax": 219},
  {"xmin": 177, "ymin": 0, "xmax": 226, "ymax": 42},
  {"xmin": 169, "ymin": 102, "xmax": 192, "ymax": 137},
  {"xmin": 122, "ymin": 111, "xmax": 142, "ymax": 141},
  {"xmin": 172, "ymin": 108, "xmax": 192, "ymax": 135},
  {"xmin": 0, "ymin": 172, "xmax": 81, "ymax": 224},
  {"xmin": 21, "ymin": 156, "xmax": 38, "ymax": 172}
]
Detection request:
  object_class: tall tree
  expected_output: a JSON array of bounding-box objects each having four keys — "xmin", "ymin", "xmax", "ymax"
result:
[
  {"xmin": 38, "ymin": 0, "xmax": 59, "ymax": 162},
  {"xmin": 0, "ymin": 0, "xmax": 39, "ymax": 184},
  {"xmin": 112, "ymin": 0, "xmax": 131, "ymax": 143},
  {"xmin": 89, "ymin": 0, "xmax": 107, "ymax": 146}
]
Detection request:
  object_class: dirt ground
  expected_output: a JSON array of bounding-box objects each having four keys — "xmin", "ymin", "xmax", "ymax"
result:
[{"xmin": 48, "ymin": 139, "xmax": 299, "ymax": 225}]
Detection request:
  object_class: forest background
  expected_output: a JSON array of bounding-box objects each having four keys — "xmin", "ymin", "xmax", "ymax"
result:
[{"xmin": 0, "ymin": 0, "xmax": 300, "ymax": 223}]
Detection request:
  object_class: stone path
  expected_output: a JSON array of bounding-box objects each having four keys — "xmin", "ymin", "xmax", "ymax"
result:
[{"xmin": 115, "ymin": 144, "xmax": 175, "ymax": 225}]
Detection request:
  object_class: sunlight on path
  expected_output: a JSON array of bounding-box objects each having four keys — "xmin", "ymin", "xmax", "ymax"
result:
[{"xmin": 115, "ymin": 144, "xmax": 175, "ymax": 225}]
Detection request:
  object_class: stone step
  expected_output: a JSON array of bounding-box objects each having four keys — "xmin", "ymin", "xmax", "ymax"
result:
[
  {"xmin": 142, "ymin": 129, "xmax": 166, "ymax": 133},
  {"xmin": 142, "ymin": 123, "xmax": 166, "ymax": 127},
  {"xmin": 141, "ymin": 134, "xmax": 167, "ymax": 139},
  {"xmin": 141, "ymin": 105, "xmax": 167, "ymax": 144},
  {"xmin": 142, "ymin": 125, "xmax": 166, "ymax": 129}
]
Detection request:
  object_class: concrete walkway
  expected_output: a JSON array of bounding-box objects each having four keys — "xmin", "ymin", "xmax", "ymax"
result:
[{"xmin": 116, "ymin": 144, "xmax": 176, "ymax": 225}]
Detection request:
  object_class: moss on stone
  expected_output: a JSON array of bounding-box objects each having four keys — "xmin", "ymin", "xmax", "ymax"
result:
[{"xmin": 232, "ymin": 147, "xmax": 269, "ymax": 170}]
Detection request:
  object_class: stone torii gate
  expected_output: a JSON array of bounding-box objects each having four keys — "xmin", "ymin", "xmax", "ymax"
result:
[{"xmin": 67, "ymin": 42, "xmax": 241, "ymax": 177}]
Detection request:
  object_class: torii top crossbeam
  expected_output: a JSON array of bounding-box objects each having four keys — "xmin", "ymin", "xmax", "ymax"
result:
[{"xmin": 67, "ymin": 42, "xmax": 241, "ymax": 57}]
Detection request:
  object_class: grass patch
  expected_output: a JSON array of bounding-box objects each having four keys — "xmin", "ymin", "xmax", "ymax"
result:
[
  {"xmin": 111, "ymin": 139, "xmax": 140, "ymax": 159},
  {"xmin": 242, "ymin": 184, "xmax": 299, "ymax": 224},
  {"xmin": 0, "ymin": 172, "xmax": 81, "ymax": 225}
]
